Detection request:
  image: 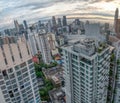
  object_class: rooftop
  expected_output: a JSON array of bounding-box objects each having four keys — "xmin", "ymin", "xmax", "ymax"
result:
[{"xmin": 62, "ymin": 38, "xmax": 108, "ymax": 56}]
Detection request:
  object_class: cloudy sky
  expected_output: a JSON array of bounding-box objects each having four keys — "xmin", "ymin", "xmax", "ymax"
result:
[{"xmin": 0, "ymin": 0, "xmax": 120, "ymax": 29}]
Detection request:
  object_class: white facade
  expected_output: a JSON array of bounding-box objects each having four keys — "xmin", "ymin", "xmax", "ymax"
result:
[
  {"xmin": 28, "ymin": 30, "xmax": 52, "ymax": 64},
  {"xmin": 112, "ymin": 40, "xmax": 120, "ymax": 103},
  {"xmin": 47, "ymin": 33, "xmax": 58, "ymax": 55},
  {"xmin": 62, "ymin": 38, "xmax": 110, "ymax": 103},
  {"xmin": 0, "ymin": 36, "xmax": 41, "ymax": 103}
]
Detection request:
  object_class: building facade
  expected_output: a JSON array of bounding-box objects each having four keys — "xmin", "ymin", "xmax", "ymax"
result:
[
  {"xmin": 0, "ymin": 36, "xmax": 41, "ymax": 103},
  {"xmin": 28, "ymin": 30, "xmax": 52, "ymax": 64},
  {"xmin": 62, "ymin": 38, "xmax": 111, "ymax": 103}
]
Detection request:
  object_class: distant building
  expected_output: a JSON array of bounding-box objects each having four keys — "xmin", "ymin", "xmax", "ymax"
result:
[
  {"xmin": 116, "ymin": 19, "xmax": 120, "ymax": 38},
  {"xmin": 23, "ymin": 20, "xmax": 28, "ymax": 29},
  {"xmin": 57, "ymin": 18, "xmax": 62, "ymax": 27},
  {"xmin": 47, "ymin": 33, "xmax": 59, "ymax": 55},
  {"xmin": 4, "ymin": 29, "xmax": 11, "ymax": 36},
  {"xmin": 114, "ymin": 8, "xmax": 119, "ymax": 32},
  {"xmin": 52, "ymin": 16, "xmax": 57, "ymax": 33},
  {"xmin": 28, "ymin": 29, "xmax": 52, "ymax": 64},
  {"xmin": 62, "ymin": 16, "xmax": 67, "ymax": 26},
  {"xmin": 14, "ymin": 20, "xmax": 20, "ymax": 33},
  {"xmin": 52, "ymin": 16, "xmax": 57, "ymax": 27},
  {"xmin": 0, "ymin": 36, "xmax": 41, "ymax": 103}
]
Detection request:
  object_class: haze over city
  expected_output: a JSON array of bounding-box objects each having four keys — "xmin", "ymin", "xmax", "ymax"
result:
[{"xmin": 0, "ymin": 0, "xmax": 120, "ymax": 29}]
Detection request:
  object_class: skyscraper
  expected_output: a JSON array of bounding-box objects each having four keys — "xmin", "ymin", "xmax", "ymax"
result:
[
  {"xmin": 63, "ymin": 16, "xmax": 67, "ymax": 26},
  {"xmin": 14, "ymin": 20, "xmax": 20, "ymax": 33},
  {"xmin": 28, "ymin": 29, "xmax": 52, "ymax": 64},
  {"xmin": 114, "ymin": 8, "xmax": 119, "ymax": 33},
  {"xmin": 23, "ymin": 20, "xmax": 28, "ymax": 30},
  {"xmin": 116, "ymin": 19, "xmax": 120, "ymax": 38},
  {"xmin": 57, "ymin": 18, "xmax": 62, "ymax": 27},
  {"xmin": 52, "ymin": 16, "xmax": 57, "ymax": 34},
  {"xmin": 0, "ymin": 36, "xmax": 41, "ymax": 103},
  {"xmin": 52, "ymin": 16, "xmax": 57, "ymax": 27},
  {"xmin": 62, "ymin": 38, "xmax": 111, "ymax": 103}
]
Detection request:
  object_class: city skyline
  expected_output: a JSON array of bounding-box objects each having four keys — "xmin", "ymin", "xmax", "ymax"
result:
[{"xmin": 0, "ymin": 0, "xmax": 120, "ymax": 30}]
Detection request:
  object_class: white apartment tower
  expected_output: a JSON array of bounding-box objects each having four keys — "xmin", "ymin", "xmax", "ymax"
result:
[
  {"xmin": 62, "ymin": 38, "xmax": 111, "ymax": 103},
  {"xmin": 112, "ymin": 40, "xmax": 120, "ymax": 103},
  {"xmin": 0, "ymin": 36, "xmax": 41, "ymax": 103},
  {"xmin": 28, "ymin": 30, "xmax": 52, "ymax": 64}
]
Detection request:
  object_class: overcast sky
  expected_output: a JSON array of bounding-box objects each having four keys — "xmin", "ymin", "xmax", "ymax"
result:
[{"xmin": 0, "ymin": 0, "xmax": 120, "ymax": 29}]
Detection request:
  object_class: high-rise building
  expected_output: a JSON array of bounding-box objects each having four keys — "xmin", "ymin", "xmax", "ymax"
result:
[
  {"xmin": 63, "ymin": 16, "xmax": 67, "ymax": 26},
  {"xmin": 52, "ymin": 16, "xmax": 57, "ymax": 27},
  {"xmin": 104, "ymin": 23, "xmax": 109, "ymax": 33},
  {"xmin": 38, "ymin": 21, "xmax": 42, "ymax": 28},
  {"xmin": 0, "ymin": 36, "xmax": 41, "ymax": 103},
  {"xmin": 62, "ymin": 38, "xmax": 111, "ymax": 103},
  {"xmin": 14, "ymin": 20, "xmax": 20, "ymax": 33},
  {"xmin": 19, "ymin": 24, "xmax": 25, "ymax": 34},
  {"xmin": 4, "ymin": 29, "xmax": 11, "ymax": 36},
  {"xmin": 52, "ymin": 16, "xmax": 57, "ymax": 34},
  {"xmin": 47, "ymin": 20, "xmax": 52, "ymax": 33},
  {"xmin": 116, "ymin": 19, "xmax": 120, "ymax": 38},
  {"xmin": 75, "ymin": 19, "xmax": 80, "ymax": 25},
  {"xmin": 23, "ymin": 20, "xmax": 28, "ymax": 30},
  {"xmin": 28, "ymin": 29, "xmax": 52, "ymax": 64},
  {"xmin": 57, "ymin": 18, "xmax": 62, "ymax": 27},
  {"xmin": 112, "ymin": 40, "xmax": 120, "ymax": 103},
  {"xmin": 114, "ymin": 8, "xmax": 119, "ymax": 32},
  {"xmin": 47, "ymin": 33, "xmax": 58, "ymax": 55}
]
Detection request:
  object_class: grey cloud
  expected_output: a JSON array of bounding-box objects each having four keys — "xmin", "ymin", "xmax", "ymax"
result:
[{"xmin": 90, "ymin": 0, "xmax": 114, "ymax": 3}]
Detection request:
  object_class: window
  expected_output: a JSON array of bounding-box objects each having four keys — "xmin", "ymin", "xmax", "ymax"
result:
[
  {"xmin": 22, "ymin": 67, "xmax": 27, "ymax": 73},
  {"xmin": 16, "ymin": 71, "xmax": 21, "ymax": 76},
  {"xmin": 8, "ymin": 68, "xmax": 13, "ymax": 73},
  {"xmin": 9, "ymin": 91, "xmax": 14, "ymax": 98},
  {"xmin": 0, "ymin": 80, "xmax": 4, "ymax": 85},
  {"xmin": 12, "ymin": 56, "xmax": 15, "ymax": 62},
  {"xmin": 20, "ymin": 62, "xmax": 26, "ymax": 68},
  {"xmin": 80, "ymin": 62, "xmax": 85, "ymax": 67},
  {"xmin": 15, "ymin": 65, "xmax": 19, "ymax": 71},
  {"xmin": 9, "ymin": 74, "xmax": 15, "ymax": 79},
  {"xmin": 2, "ymin": 70, "xmax": 8, "ymax": 77},
  {"xmin": 4, "ymin": 58, "xmax": 8, "ymax": 65},
  {"xmin": 28, "ymin": 59, "xmax": 32, "ymax": 64}
]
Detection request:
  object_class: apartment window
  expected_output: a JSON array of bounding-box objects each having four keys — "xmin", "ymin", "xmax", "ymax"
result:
[
  {"xmin": 18, "ymin": 76, "xmax": 23, "ymax": 81},
  {"xmin": 14, "ymin": 88, "xmax": 18, "ymax": 92},
  {"xmin": 28, "ymin": 59, "xmax": 32, "ymax": 64},
  {"xmin": 8, "ymin": 68, "xmax": 13, "ymax": 73},
  {"xmin": 12, "ymin": 56, "xmax": 15, "ymax": 62},
  {"xmin": 26, "ymin": 44, "xmax": 30, "ymax": 55},
  {"xmin": 15, "ymin": 65, "xmax": 19, "ymax": 71},
  {"xmin": 29, "ymin": 64, "xmax": 34, "ymax": 69},
  {"xmin": 23, "ymin": 72, "xmax": 28, "ymax": 78},
  {"xmin": 5, "ymin": 98, "xmax": 10, "ymax": 102},
  {"xmin": 0, "ymin": 80, "xmax": 4, "ymax": 85},
  {"xmin": 7, "ymin": 86, "xmax": 12, "ymax": 90},
  {"xmin": 1, "ymin": 85, "xmax": 6, "ymax": 90},
  {"xmin": 81, "ymin": 62, "xmax": 85, "ymax": 67},
  {"xmin": 22, "ymin": 67, "xmax": 27, "ymax": 73},
  {"xmin": 20, "ymin": 62, "xmax": 26, "ymax": 68},
  {"xmin": 4, "ymin": 94, "xmax": 9, "ymax": 98},
  {"xmin": 19, "ymin": 53, "xmax": 22, "ymax": 58},
  {"xmin": 9, "ymin": 74, "xmax": 15, "ymax": 79},
  {"xmin": 4, "ymin": 58, "xmax": 8, "ymax": 65},
  {"xmin": 2, "ymin": 90, "xmax": 7, "ymax": 94},
  {"xmin": 19, "ymin": 81, "xmax": 24, "ymax": 86},
  {"xmin": 2, "ymin": 70, "xmax": 8, "ymax": 77},
  {"xmin": 9, "ymin": 91, "xmax": 14, "ymax": 98},
  {"xmin": 20, "ymin": 85, "xmax": 24, "ymax": 89}
]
